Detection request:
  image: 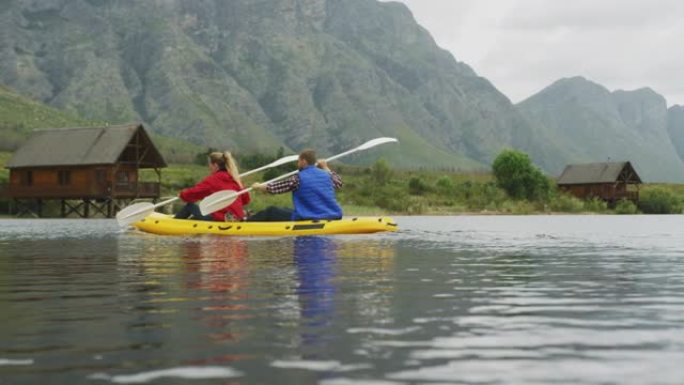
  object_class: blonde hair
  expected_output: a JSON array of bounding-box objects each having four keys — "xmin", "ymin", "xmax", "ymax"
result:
[{"xmin": 209, "ymin": 151, "xmax": 243, "ymax": 187}]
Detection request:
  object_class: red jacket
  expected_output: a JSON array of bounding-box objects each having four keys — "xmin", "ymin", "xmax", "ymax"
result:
[{"xmin": 179, "ymin": 171, "xmax": 250, "ymax": 221}]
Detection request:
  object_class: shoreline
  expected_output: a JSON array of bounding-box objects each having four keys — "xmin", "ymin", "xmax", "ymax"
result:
[{"xmin": 0, "ymin": 211, "xmax": 659, "ymax": 220}]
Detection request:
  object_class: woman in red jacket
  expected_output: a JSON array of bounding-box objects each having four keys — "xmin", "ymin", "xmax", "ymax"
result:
[{"xmin": 174, "ymin": 152, "xmax": 250, "ymax": 221}]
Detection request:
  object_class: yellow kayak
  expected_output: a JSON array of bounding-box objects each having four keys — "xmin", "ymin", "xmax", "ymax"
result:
[{"xmin": 133, "ymin": 212, "xmax": 398, "ymax": 236}]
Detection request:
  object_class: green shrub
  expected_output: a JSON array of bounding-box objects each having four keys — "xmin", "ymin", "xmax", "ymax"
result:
[
  {"xmin": 373, "ymin": 189, "xmax": 410, "ymax": 212},
  {"xmin": 639, "ymin": 188, "xmax": 682, "ymax": 214},
  {"xmin": 465, "ymin": 181, "xmax": 507, "ymax": 211},
  {"xmin": 499, "ymin": 199, "xmax": 536, "ymax": 214},
  {"xmin": 408, "ymin": 176, "xmax": 431, "ymax": 195},
  {"xmin": 548, "ymin": 193, "xmax": 585, "ymax": 213},
  {"xmin": 406, "ymin": 197, "xmax": 426, "ymax": 214},
  {"xmin": 492, "ymin": 149, "xmax": 552, "ymax": 201},
  {"xmin": 482, "ymin": 181, "xmax": 506, "ymax": 205},
  {"xmin": 455, "ymin": 180, "xmax": 474, "ymax": 200},
  {"xmin": 350, "ymin": 180, "xmax": 411, "ymax": 213},
  {"xmin": 371, "ymin": 158, "xmax": 392, "ymax": 186},
  {"xmin": 614, "ymin": 199, "xmax": 639, "ymax": 214},
  {"xmin": 435, "ymin": 176, "xmax": 455, "ymax": 194},
  {"xmin": 584, "ymin": 197, "xmax": 608, "ymax": 212}
]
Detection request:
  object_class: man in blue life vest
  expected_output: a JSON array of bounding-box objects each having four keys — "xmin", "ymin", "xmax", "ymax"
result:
[{"xmin": 248, "ymin": 149, "xmax": 343, "ymax": 222}]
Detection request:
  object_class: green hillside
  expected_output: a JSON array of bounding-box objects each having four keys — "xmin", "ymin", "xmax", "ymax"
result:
[
  {"xmin": 0, "ymin": 85, "xmax": 204, "ymax": 163},
  {"xmin": 0, "ymin": 85, "xmax": 93, "ymax": 151}
]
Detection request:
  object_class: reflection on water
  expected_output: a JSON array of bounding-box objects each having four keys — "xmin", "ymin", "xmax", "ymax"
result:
[
  {"xmin": 294, "ymin": 237, "xmax": 337, "ymax": 353},
  {"xmin": 2, "ymin": 216, "xmax": 684, "ymax": 384}
]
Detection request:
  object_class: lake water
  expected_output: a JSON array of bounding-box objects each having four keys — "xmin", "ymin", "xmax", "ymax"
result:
[{"xmin": 2, "ymin": 215, "xmax": 684, "ymax": 384}]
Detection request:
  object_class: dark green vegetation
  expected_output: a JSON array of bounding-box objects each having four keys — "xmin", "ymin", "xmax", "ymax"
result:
[
  {"xmin": 638, "ymin": 188, "xmax": 682, "ymax": 214},
  {"xmin": 133, "ymin": 150, "xmax": 684, "ymax": 216},
  {"xmin": 492, "ymin": 150, "xmax": 552, "ymax": 201}
]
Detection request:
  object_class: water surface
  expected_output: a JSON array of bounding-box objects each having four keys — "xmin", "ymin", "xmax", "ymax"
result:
[{"xmin": 1, "ymin": 215, "xmax": 684, "ymax": 384}]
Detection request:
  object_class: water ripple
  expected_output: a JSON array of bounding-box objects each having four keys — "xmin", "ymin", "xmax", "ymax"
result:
[
  {"xmin": 2, "ymin": 216, "xmax": 684, "ymax": 384},
  {"xmin": 88, "ymin": 366, "xmax": 242, "ymax": 383}
]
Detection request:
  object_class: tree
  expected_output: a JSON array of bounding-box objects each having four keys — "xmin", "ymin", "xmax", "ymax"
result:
[
  {"xmin": 492, "ymin": 149, "xmax": 552, "ymax": 201},
  {"xmin": 638, "ymin": 188, "xmax": 682, "ymax": 214},
  {"xmin": 408, "ymin": 176, "xmax": 430, "ymax": 195},
  {"xmin": 371, "ymin": 158, "xmax": 392, "ymax": 186},
  {"xmin": 435, "ymin": 176, "xmax": 455, "ymax": 194}
]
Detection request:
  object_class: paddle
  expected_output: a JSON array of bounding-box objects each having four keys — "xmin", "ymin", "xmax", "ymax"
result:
[
  {"xmin": 199, "ymin": 137, "xmax": 399, "ymax": 216},
  {"xmin": 115, "ymin": 154, "xmax": 300, "ymax": 226}
]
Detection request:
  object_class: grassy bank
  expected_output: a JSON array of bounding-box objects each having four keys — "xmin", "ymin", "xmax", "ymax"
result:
[
  {"xmin": 141, "ymin": 161, "xmax": 684, "ymax": 215},
  {"xmin": 3, "ymin": 151, "xmax": 684, "ymax": 216}
]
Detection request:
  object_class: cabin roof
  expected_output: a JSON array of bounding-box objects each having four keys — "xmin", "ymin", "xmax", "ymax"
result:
[
  {"xmin": 557, "ymin": 161, "xmax": 641, "ymax": 185},
  {"xmin": 6, "ymin": 124, "xmax": 167, "ymax": 169}
]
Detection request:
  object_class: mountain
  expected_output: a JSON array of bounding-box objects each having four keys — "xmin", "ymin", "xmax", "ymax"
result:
[
  {"xmin": 0, "ymin": 85, "xmax": 202, "ymax": 162},
  {"xmin": 0, "ymin": 84, "xmax": 92, "ymax": 151},
  {"xmin": 517, "ymin": 77, "xmax": 684, "ymax": 182},
  {"xmin": 0, "ymin": 0, "xmax": 550, "ymax": 169},
  {"xmin": 2, "ymin": 1, "xmax": 683, "ymax": 180},
  {"xmin": 667, "ymin": 105, "xmax": 684, "ymax": 162}
]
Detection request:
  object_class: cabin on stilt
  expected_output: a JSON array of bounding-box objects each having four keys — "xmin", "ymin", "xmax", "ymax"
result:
[
  {"xmin": 1, "ymin": 123, "xmax": 167, "ymax": 218},
  {"xmin": 557, "ymin": 161, "xmax": 641, "ymax": 206}
]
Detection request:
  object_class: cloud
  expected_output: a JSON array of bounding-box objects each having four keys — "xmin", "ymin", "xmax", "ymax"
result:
[
  {"xmin": 499, "ymin": 0, "xmax": 684, "ymax": 30},
  {"xmin": 382, "ymin": 0, "xmax": 684, "ymax": 106}
]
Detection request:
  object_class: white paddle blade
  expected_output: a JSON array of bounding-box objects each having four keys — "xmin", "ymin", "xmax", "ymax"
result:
[
  {"xmin": 326, "ymin": 137, "xmax": 399, "ymax": 163},
  {"xmin": 357, "ymin": 137, "xmax": 398, "ymax": 151},
  {"xmin": 270, "ymin": 154, "xmax": 300, "ymax": 167},
  {"xmin": 152, "ymin": 196, "xmax": 179, "ymax": 210},
  {"xmin": 116, "ymin": 202, "xmax": 155, "ymax": 227},
  {"xmin": 199, "ymin": 190, "xmax": 240, "ymax": 216},
  {"xmin": 240, "ymin": 154, "xmax": 299, "ymax": 177}
]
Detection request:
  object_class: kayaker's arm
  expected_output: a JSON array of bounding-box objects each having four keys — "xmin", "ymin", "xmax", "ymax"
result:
[
  {"xmin": 318, "ymin": 159, "xmax": 342, "ymax": 190},
  {"xmin": 253, "ymin": 175, "xmax": 300, "ymax": 195},
  {"xmin": 330, "ymin": 171, "xmax": 342, "ymax": 190},
  {"xmin": 263, "ymin": 172, "xmax": 341, "ymax": 192},
  {"xmin": 251, "ymin": 163, "xmax": 342, "ymax": 194},
  {"xmin": 180, "ymin": 175, "xmax": 214, "ymax": 202}
]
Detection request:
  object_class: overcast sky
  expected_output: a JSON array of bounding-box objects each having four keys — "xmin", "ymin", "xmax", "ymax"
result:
[{"xmin": 384, "ymin": 0, "xmax": 683, "ymax": 106}]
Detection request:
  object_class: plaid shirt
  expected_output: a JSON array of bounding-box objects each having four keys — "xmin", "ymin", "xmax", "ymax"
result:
[{"xmin": 267, "ymin": 171, "xmax": 342, "ymax": 194}]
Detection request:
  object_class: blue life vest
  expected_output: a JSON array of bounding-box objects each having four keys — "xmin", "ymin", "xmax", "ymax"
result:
[{"xmin": 292, "ymin": 166, "xmax": 343, "ymax": 220}]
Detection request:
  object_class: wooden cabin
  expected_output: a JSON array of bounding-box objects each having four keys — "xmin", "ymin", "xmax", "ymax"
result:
[
  {"xmin": 2, "ymin": 124, "xmax": 167, "ymax": 218},
  {"xmin": 557, "ymin": 161, "xmax": 641, "ymax": 205}
]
